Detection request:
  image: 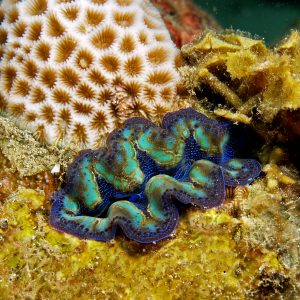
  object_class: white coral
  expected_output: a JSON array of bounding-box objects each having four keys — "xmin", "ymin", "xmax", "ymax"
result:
[{"xmin": 0, "ymin": 0, "xmax": 183, "ymax": 148}]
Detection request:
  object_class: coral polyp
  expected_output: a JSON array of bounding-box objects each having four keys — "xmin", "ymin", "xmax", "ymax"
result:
[
  {"xmin": 50, "ymin": 108, "xmax": 261, "ymax": 243},
  {"xmin": 0, "ymin": 0, "xmax": 183, "ymax": 149}
]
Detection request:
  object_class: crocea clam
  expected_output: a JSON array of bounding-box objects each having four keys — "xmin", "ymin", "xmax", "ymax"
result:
[{"xmin": 50, "ymin": 108, "xmax": 261, "ymax": 243}]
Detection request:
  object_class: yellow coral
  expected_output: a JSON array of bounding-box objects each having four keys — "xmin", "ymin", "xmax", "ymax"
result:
[{"xmin": 181, "ymin": 30, "xmax": 300, "ymax": 141}]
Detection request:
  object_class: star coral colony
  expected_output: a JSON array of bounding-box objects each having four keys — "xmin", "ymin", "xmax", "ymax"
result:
[{"xmin": 0, "ymin": 0, "xmax": 183, "ymax": 149}]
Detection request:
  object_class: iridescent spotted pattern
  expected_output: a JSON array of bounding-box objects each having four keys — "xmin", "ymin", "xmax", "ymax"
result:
[{"xmin": 50, "ymin": 108, "xmax": 261, "ymax": 243}]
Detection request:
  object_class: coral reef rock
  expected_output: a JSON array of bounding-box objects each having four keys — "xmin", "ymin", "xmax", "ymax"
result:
[
  {"xmin": 0, "ymin": 151, "xmax": 58, "ymax": 202},
  {"xmin": 0, "ymin": 0, "xmax": 186, "ymax": 149},
  {"xmin": 0, "ymin": 114, "xmax": 77, "ymax": 176},
  {"xmin": 152, "ymin": 0, "xmax": 221, "ymax": 47},
  {"xmin": 180, "ymin": 30, "xmax": 300, "ymax": 143}
]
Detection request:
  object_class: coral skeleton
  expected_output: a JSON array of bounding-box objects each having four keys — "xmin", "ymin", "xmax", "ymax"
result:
[{"xmin": 0, "ymin": 0, "xmax": 183, "ymax": 148}]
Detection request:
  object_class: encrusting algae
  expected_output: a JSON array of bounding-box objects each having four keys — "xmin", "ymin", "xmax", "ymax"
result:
[
  {"xmin": 1, "ymin": 175, "xmax": 299, "ymax": 299},
  {"xmin": 180, "ymin": 30, "xmax": 300, "ymax": 143}
]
